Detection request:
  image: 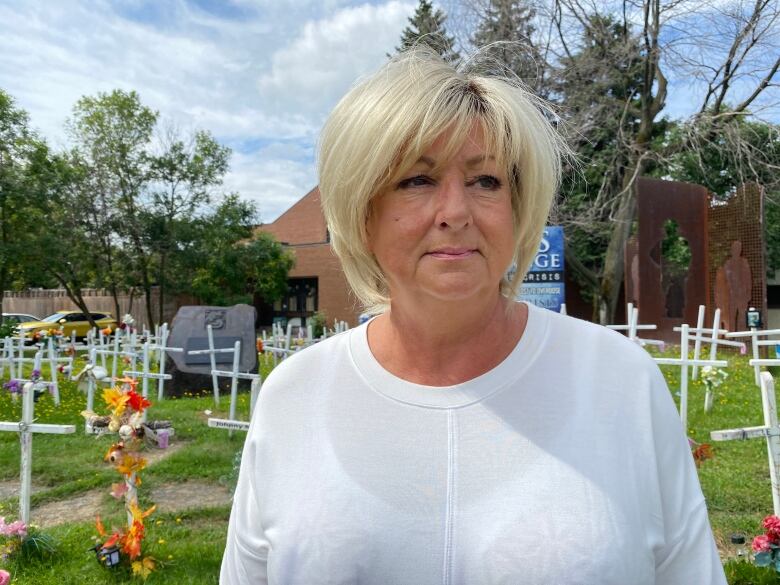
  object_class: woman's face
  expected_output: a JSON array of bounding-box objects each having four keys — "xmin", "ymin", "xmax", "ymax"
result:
[{"xmin": 366, "ymin": 123, "xmax": 516, "ymax": 307}]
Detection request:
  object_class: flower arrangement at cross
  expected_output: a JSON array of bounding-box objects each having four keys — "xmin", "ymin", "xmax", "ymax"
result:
[
  {"xmin": 753, "ymin": 515, "xmax": 780, "ymax": 571},
  {"xmin": 3, "ymin": 369, "xmax": 52, "ymax": 402},
  {"xmin": 83, "ymin": 377, "xmax": 157, "ymax": 580},
  {"xmin": 701, "ymin": 365, "xmax": 728, "ymax": 414},
  {"xmin": 0, "ymin": 516, "xmax": 56, "ymax": 576},
  {"xmin": 119, "ymin": 314, "xmax": 136, "ymax": 333}
]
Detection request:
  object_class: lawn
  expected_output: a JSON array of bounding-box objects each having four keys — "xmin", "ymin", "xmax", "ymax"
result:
[{"xmin": 0, "ymin": 348, "xmax": 778, "ymax": 583}]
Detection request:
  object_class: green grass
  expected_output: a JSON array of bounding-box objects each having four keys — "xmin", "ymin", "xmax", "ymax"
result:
[{"xmin": 0, "ymin": 349, "xmax": 779, "ymax": 582}]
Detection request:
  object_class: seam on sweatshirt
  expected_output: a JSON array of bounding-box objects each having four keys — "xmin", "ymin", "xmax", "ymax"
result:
[{"xmin": 443, "ymin": 411, "xmax": 457, "ymax": 585}]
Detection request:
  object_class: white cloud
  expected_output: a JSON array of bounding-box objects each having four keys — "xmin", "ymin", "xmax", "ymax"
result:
[
  {"xmin": 0, "ymin": 0, "xmax": 415, "ymax": 221},
  {"xmin": 257, "ymin": 1, "xmax": 414, "ymax": 119},
  {"xmin": 223, "ymin": 149, "xmax": 317, "ymax": 223}
]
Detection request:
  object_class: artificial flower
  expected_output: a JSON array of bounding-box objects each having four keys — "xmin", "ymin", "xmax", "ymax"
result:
[
  {"xmin": 131, "ymin": 556, "xmax": 156, "ymax": 580},
  {"xmin": 103, "ymin": 387, "xmax": 129, "ymax": 417},
  {"xmin": 116, "ymin": 453, "xmax": 147, "ymax": 479},
  {"xmin": 110, "ymin": 482, "xmax": 129, "ymax": 500},
  {"xmin": 101, "ymin": 327, "xmax": 112, "ymax": 336},
  {"xmin": 127, "ymin": 390, "xmax": 151, "ymax": 413},
  {"xmin": 753, "ymin": 534, "xmax": 772, "ymax": 552},
  {"xmin": 764, "ymin": 515, "xmax": 780, "ymax": 539}
]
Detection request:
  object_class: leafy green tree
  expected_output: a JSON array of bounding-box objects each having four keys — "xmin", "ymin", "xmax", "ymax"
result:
[
  {"xmin": 148, "ymin": 128, "xmax": 230, "ymax": 322},
  {"xmin": 471, "ymin": 0, "xmax": 541, "ymax": 87},
  {"xmin": 189, "ymin": 195, "xmax": 294, "ymax": 306},
  {"xmin": 0, "ymin": 90, "xmax": 54, "ymax": 316},
  {"xmin": 67, "ymin": 89, "xmax": 158, "ymax": 323},
  {"xmin": 396, "ymin": 0, "xmax": 460, "ymax": 63},
  {"xmin": 657, "ymin": 115, "xmax": 780, "ymax": 277}
]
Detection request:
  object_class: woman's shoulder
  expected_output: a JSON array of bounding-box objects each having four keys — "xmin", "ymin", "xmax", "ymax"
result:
[
  {"xmin": 527, "ymin": 303, "xmax": 661, "ymax": 372},
  {"xmin": 256, "ymin": 327, "xmax": 356, "ymax": 407}
]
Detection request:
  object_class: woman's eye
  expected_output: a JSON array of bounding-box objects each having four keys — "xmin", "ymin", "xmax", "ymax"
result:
[
  {"xmin": 397, "ymin": 175, "xmax": 433, "ymax": 189},
  {"xmin": 473, "ymin": 175, "xmax": 502, "ymax": 190}
]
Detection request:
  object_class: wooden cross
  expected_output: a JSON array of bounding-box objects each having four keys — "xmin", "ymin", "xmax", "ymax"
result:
[
  {"xmin": 727, "ymin": 328, "xmax": 780, "ymax": 385},
  {"xmin": 606, "ymin": 303, "xmax": 664, "ymax": 349},
  {"xmin": 0, "ymin": 353, "xmax": 75, "ymax": 525},
  {"xmin": 73, "ymin": 347, "xmax": 111, "ymax": 419},
  {"xmin": 124, "ymin": 342, "xmax": 172, "ymax": 423},
  {"xmin": 186, "ymin": 324, "xmax": 227, "ymax": 406},
  {"xmin": 675, "ymin": 306, "xmax": 746, "ymax": 380},
  {"xmin": 0, "ymin": 337, "xmax": 15, "ymax": 379},
  {"xmin": 200, "ymin": 340, "xmax": 262, "ymax": 436},
  {"xmin": 146, "ymin": 324, "xmax": 184, "ymax": 401},
  {"xmin": 711, "ymin": 372, "xmax": 780, "ymax": 516},
  {"xmin": 654, "ymin": 324, "xmax": 727, "ymax": 434}
]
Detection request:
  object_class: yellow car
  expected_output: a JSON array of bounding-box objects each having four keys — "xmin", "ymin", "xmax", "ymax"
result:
[{"xmin": 18, "ymin": 311, "xmax": 118, "ymax": 341}]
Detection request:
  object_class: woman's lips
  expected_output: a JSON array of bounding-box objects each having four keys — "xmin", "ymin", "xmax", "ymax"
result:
[{"xmin": 427, "ymin": 249, "xmax": 476, "ymax": 259}]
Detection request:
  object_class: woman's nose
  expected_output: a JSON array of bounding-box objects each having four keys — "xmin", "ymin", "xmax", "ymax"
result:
[{"xmin": 434, "ymin": 176, "xmax": 472, "ymax": 229}]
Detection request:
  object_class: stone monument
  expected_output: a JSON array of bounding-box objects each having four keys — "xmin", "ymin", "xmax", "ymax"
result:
[{"xmin": 166, "ymin": 304, "xmax": 258, "ymax": 397}]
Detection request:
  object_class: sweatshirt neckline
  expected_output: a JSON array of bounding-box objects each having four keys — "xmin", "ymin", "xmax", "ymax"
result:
[{"xmin": 348, "ymin": 301, "xmax": 549, "ymax": 409}]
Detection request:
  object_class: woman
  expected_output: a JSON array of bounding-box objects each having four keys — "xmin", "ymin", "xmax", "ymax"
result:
[{"xmin": 221, "ymin": 49, "xmax": 726, "ymax": 584}]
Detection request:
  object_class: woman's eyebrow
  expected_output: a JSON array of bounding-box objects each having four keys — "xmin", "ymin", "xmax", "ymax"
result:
[{"xmin": 414, "ymin": 154, "xmax": 496, "ymax": 167}]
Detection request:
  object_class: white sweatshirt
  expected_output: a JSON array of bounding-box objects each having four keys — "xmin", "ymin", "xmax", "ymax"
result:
[{"xmin": 221, "ymin": 302, "xmax": 727, "ymax": 585}]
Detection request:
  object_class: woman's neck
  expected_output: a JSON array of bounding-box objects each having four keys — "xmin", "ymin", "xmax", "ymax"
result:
[{"xmin": 366, "ymin": 295, "xmax": 527, "ymax": 386}]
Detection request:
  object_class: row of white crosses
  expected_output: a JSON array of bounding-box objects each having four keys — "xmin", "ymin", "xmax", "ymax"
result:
[
  {"xmin": 189, "ymin": 325, "xmax": 262, "ymax": 435},
  {"xmin": 0, "ymin": 333, "xmax": 83, "ymax": 406},
  {"xmin": 673, "ymin": 305, "xmax": 747, "ymax": 413},
  {"xmin": 726, "ymin": 326, "xmax": 780, "ymax": 386},
  {"xmin": 712, "ymin": 372, "xmax": 780, "ymax": 515},
  {"xmin": 0, "ymin": 351, "xmax": 76, "ymax": 525},
  {"xmin": 654, "ymin": 323, "xmax": 728, "ymax": 433}
]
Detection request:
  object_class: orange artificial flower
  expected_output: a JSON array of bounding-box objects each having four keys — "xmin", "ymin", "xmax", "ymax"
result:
[
  {"xmin": 116, "ymin": 453, "xmax": 147, "ymax": 479},
  {"xmin": 115, "ymin": 377, "xmax": 139, "ymax": 392},
  {"xmin": 101, "ymin": 327, "xmax": 113, "ymax": 336}
]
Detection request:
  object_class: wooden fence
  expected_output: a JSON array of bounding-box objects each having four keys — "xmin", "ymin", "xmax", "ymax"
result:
[{"xmin": 1, "ymin": 287, "xmax": 200, "ymax": 329}]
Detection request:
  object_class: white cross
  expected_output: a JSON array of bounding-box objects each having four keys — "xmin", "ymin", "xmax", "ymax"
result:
[
  {"xmin": 654, "ymin": 324, "xmax": 728, "ymax": 434},
  {"xmin": 123, "ymin": 342, "xmax": 174, "ymax": 423},
  {"xmin": 0, "ymin": 352, "xmax": 75, "ymax": 525},
  {"xmin": 606, "ymin": 303, "xmax": 664, "ymax": 349},
  {"xmin": 0, "ymin": 337, "xmax": 15, "ymax": 379},
  {"xmin": 674, "ymin": 306, "xmax": 746, "ymax": 380},
  {"xmin": 185, "ymin": 324, "xmax": 228, "ymax": 406},
  {"xmin": 711, "ymin": 372, "xmax": 780, "ymax": 515},
  {"xmin": 727, "ymin": 328, "xmax": 780, "ymax": 385},
  {"xmin": 196, "ymin": 340, "xmax": 262, "ymax": 436},
  {"xmin": 146, "ymin": 324, "xmax": 184, "ymax": 401},
  {"xmin": 72, "ymin": 347, "xmax": 111, "ymax": 420}
]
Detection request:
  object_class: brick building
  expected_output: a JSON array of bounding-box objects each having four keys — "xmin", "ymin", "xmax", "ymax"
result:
[{"xmin": 254, "ymin": 188, "xmax": 361, "ymax": 328}]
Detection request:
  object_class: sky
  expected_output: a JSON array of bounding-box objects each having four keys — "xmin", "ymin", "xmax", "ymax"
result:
[
  {"xmin": 0, "ymin": 0, "xmax": 776, "ymax": 223},
  {"xmin": 0, "ymin": 0, "xmax": 417, "ymax": 222}
]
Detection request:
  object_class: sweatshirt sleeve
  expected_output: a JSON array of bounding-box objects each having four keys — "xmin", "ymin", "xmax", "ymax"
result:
[
  {"xmin": 220, "ymin": 431, "xmax": 270, "ymax": 585},
  {"xmin": 647, "ymin": 365, "xmax": 727, "ymax": 585}
]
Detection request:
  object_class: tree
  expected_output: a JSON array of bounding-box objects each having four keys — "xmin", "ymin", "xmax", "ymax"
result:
[
  {"xmin": 542, "ymin": 0, "xmax": 780, "ymax": 321},
  {"xmin": 471, "ymin": 0, "xmax": 542, "ymax": 88},
  {"xmin": 67, "ymin": 89, "xmax": 157, "ymax": 323},
  {"xmin": 24, "ymin": 152, "xmax": 104, "ymax": 326},
  {"xmin": 396, "ymin": 0, "xmax": 460, "ymax": 62},
  {"xmin": 188, "ymin": 195, "xmax": 294, "ymax": 306},
  {"xmin": 148, "ymin": 127, "xmax": 230, "ymax": 322},
  {"xmin": 0, "ymin": 90, "xmax": 53, "ymax": 316}
]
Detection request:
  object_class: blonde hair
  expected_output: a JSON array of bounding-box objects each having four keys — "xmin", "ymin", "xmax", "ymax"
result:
[{"xmin": 318, "ymin": 48, "xmax": 566, "ymax": 313}]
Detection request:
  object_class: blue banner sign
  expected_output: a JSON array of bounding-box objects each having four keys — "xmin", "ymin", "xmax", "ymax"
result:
[{"xmin": 516, "ymin": 226, "xmax": 565, "ymax": 312}]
